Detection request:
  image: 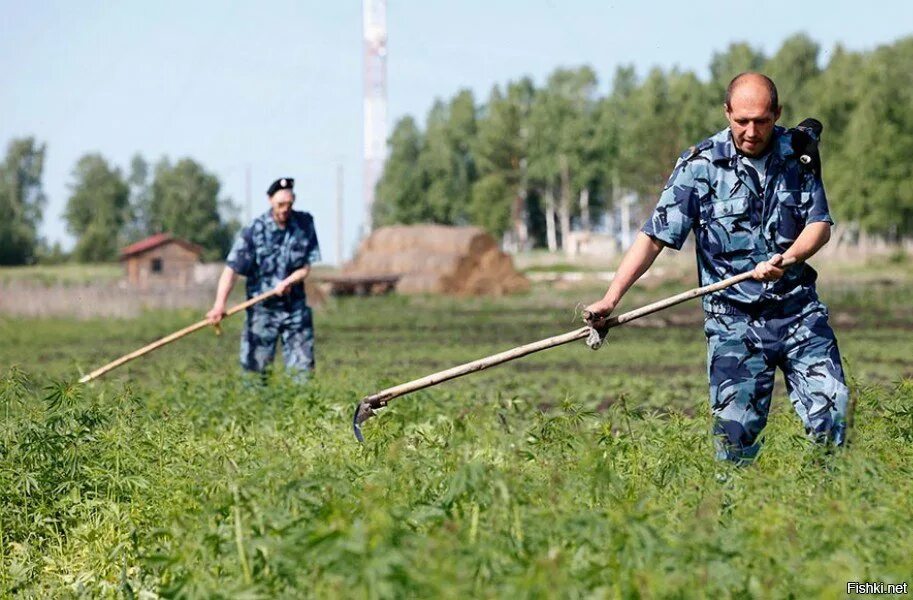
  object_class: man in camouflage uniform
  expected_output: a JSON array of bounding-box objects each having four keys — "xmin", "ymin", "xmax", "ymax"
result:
[
  {"xmin": 586, "ymin": 73, "xmax": 849, "ymax": 463},
  {"xmin": 207, "ymin": 177, "xmax": 321, "ymax": 379}
]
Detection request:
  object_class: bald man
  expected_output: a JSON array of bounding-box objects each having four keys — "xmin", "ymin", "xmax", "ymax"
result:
[
  {"xmin": 586, "ymin": 73, "xmax": 849, "ymax": 463},
  {"xmin": 207, "ymin": 177, "xmax": 321, "ymax": 380}
]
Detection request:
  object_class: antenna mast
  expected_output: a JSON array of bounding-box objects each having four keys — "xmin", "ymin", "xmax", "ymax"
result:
[{"xmin": 363, "ymin": 0, "xmax": 387, "ymax": 234}]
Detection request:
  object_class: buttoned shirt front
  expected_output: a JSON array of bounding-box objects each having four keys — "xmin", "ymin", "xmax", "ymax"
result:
[
  {"xmin": 226, "ymin": 209, "xmax": 321, "ymax": 305},
  {"xmin": 642, "ymin": 126, "xmax": 833, "ymax": 314}
]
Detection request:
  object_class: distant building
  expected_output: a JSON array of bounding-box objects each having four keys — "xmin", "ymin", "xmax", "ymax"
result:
[{"xmin": 120, "ymin": 233, "xmax": 203, "ymax": 289}]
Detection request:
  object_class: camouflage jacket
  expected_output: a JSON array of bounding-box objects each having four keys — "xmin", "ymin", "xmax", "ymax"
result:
[
  {"xmin": 642, "ymin": 126, "xmax": 833, "ymax": 314},
  {"xmin": 226, "ymin": 209, "xmax": 321, "ymax": 304}
]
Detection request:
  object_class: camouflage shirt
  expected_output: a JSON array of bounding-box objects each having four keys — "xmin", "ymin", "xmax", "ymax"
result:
[
  {"xmin": 642, "ymin": 126, "xmax": 833, "ymax": 314},
  {"xmin": 226, "ymin": 209, "xmax": 321, "ymax": 303}
]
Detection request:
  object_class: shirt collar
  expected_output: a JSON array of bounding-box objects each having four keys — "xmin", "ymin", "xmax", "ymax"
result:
[
  {"xmin": 259, "ymin": 209, "xmax": 292, "ymax": 233},
  {"xmin": 710, "ymin": 125, "xmax": 788, "ymax": 165}
]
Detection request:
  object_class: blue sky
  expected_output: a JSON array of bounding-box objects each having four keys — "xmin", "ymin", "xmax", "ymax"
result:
[{"xmin": 2, "ymin": 1, "xmax": 911, "ymax": 263}]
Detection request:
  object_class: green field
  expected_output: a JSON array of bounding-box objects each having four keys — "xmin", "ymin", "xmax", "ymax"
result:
[{"xmin": 1, "ymin": 256, "xmax": 912, "ymax": 597}]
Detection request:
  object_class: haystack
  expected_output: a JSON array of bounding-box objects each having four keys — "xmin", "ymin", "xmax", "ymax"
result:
[
  {"xmin": 344, "ymin": 225, "xmax": 529, "ymax": 295},
  {"xmin": 304, "ymin": 278, "xmax": 327, "ymax": 308}
]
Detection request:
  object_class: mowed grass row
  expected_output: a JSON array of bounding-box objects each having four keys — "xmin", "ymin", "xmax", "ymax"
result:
[{"xmin": 1, "ymin": 270, "xmax": 912, "ymax": 597}]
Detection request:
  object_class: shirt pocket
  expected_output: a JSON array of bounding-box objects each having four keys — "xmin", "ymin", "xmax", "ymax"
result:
[
  {"xmin": 253, "ymin": 243, "xmax": 271, "ymax": 269},
  {"xmin": 287, "ymin": 239, "xmax": 310, "ymax": 270},
  {"xmin": 775, "ymin": 190, "xmax": 810, "ymax": 244},
  {"xmin": 701, "ymin": 195, "xmax": 754, "ymax": 257}
]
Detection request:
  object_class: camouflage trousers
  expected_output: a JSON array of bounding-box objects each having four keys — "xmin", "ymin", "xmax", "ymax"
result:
[
  {"xmin": 240, "ymin": 302, "xmax": 315, "ymax": 378},
  {"xmin": 704, "ymin": 299, "xmax": 849, "ymax": 463}
]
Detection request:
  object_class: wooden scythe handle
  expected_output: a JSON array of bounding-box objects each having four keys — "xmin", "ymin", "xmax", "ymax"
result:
[
  {"xmin": 78, "ymin": 286, "xmax": 285, "ymax": 384},
  {"xmin": 359, "ymin": 257, "xmax": 799, "ymax": 410}
]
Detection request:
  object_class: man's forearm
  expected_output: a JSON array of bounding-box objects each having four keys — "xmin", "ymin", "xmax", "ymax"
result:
[
  {"xmin": 214, "ymin": 267, "xmax": 238, "ymax": 307},
  {"xmin": 601, "ymin": 232, "xmax": 665, "ymax": 305},
  {"xmin": 286, "ymin": 265, "xmax": 311, "ymax": 285},
  {"xmin": 783, "ymin": 222, "xmax": 831, "ymax": 263}
]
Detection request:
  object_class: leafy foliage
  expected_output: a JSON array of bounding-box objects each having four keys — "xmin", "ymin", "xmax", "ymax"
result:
[
  {"xmin": 0, "ymin": 138, "xmax": 46, "ymax": 265},
  {"xmin": 375, "ymin": 91, "xmax": 479, "ymax": 228},
  {"xmin": 64, "ymin": 154, "xmax": 131, "ymax": 262},
  {"xmin": 373, "ymin": 117, "xmax": 425, "ymax": 226},
  {"xmin": 59, "ymin": 151, "xmax": 238, "ymax": 264},
  {"xmin": 148, "ymin": 158, "xmax": 237, "ymax": 261},
  {"xmin": 375, "ymin": 34, "xmax": 913, "ymax": 246},
  {"xmin": 1, "ymin": 261, "xmax": 912, "ymax": 596}
]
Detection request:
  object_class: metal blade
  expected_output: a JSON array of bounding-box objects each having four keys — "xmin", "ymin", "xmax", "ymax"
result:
[{"xmin": 352, "ymin": 400, "xmax": 376, "ymax": 443}]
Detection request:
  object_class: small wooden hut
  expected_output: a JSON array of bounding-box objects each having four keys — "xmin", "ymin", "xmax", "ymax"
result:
[{"xmin": 120, "ymin": 233, "xmax": 203, "ymax": 289}]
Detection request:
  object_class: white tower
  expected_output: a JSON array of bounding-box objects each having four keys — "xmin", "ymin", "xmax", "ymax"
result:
[{"xmin": 363, "ymin": 0, "xmax": 387, "ymax": 233}]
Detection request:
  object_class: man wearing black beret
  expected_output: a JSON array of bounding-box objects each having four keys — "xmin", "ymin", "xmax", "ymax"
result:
[{"xmin": 207, "ymin": 177, "xmax": 321, "ymax": 379}]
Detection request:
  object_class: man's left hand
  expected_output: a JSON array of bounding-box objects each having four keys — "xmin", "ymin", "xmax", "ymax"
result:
[{"xmin": 753, "ymin": 253, "xmax": 785, "ymax": 282}]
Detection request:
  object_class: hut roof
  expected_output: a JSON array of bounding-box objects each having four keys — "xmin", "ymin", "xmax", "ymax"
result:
[{"xmin": 119, "ymin": 233, "xmax": 204, "ymax": 260}]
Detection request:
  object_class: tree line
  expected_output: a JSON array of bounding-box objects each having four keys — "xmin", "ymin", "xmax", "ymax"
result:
[
  {"xmin": 4, "ymin": 33, "xmax": 910, "ymax": 266},
  {"xmin": 374, "ymin": 33, "xmax": 913, "ymax": 250},
  {"xmin": 0, "ymin": 145, "xmax": 237, "ymax": 265}
]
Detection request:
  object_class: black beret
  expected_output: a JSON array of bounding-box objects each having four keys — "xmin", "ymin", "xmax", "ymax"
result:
[{"xmin": 267, "ymin": 177, "xmax": 295, "ymax": 197}]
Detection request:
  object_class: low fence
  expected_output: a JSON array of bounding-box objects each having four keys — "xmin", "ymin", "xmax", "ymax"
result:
[{"xmin": 0, "ymin": 281, "xmax": 217, "ymax": 319}]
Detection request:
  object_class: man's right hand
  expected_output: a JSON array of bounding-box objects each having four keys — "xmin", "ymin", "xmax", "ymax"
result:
[
  {"xmin": 584, "ymin": 297, "xmax": 616, "ymax": 329},
  {"xmin": 206, "ymin": 304, "xmax": 226, "ymax": 324}
]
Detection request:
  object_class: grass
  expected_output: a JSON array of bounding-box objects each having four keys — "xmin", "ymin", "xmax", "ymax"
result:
[
  {"xmin": 0, "ymin": 263, "xmax": 341, "ymax": 287},
  {"xmin": 0, "ymin": 258, "xmax": 912, "ymax": 597},
  {"xmin": 0, "ymin": 263, "xmax": 123, "ymax": 286}
]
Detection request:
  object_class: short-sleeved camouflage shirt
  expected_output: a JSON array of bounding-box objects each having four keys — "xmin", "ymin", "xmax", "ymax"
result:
[
  {"xmin": 226, "ymin": 209, "xmax": 321, "ymax": 303},
  {"xmin": 642, "ymin": 126, "xmax": 833, "ymax": 314}
]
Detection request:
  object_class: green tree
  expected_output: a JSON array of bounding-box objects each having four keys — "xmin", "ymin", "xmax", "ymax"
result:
[
  {"xmin": 376, "ymin": 91, "xmax": 480, "ymax": 227},
  {"xmin": 710, "ymin": 41, "xmax": 766, "ymax": 93},
  {"xmin": 64, "ymin": 153, "xmax": 130, "ymax": 262},
  {"xmin": 587, "ymin": 66, "xmax": 639, "ymax": 237},
  {"xmin": 826, "ymin": 38, "xmax": 913, "ymax": 238},
  {"xmin": 0, "ymin": 138, "xmax": 46, "ymax": 265},
  {"xmin": 418, "ymin": 100, "xmax": 454, "ymax": 223},
  {"xmin": 527, "ymin": 66, "xmax": 598, "ymax": 250},
  {"xmin": 124, "ymin": 154, "xmax": 152, "ymax": 243},
  {"xmin": 708, "ymin": 42, "xmax": 766, "ymax": 126},
  {"xmin": 149, "ymin": 158, "xmax": 235, "ymax": 260},
  {"xmin": 417, "ymin": 90, "xmax": 478, "ymax": 224},
  {"xmin": 807, "ymin": 44, "xmax": 865, "ymax": 143},
  {"xmin": 373, "ymin": 33, "xmax": 913, "ymax": 246},
  {"xmin": 469, "ymin": 173, "xmax": 512, "ymax": 237},
  {"xmin": 470, "ymin": 80, "xmax": 534, "ymax": 238},
  {"xmin": 668, "ymin": 70, "xmax": 717, "ymax": 148},
  {"xmin": 35, "ymin": 239, "xmax": 69, "ymax": 264},
  {"xmin": 374, "ymin": 116, "xmax": 427, "ymax": 225},
  {"xmin": 765, "ymin": 33, "xmax": 821, "ymax": 124},
  {"xmin": 616, "ymin": 68, "xmax": 681, "ymax": 198},
  {"xmin": 446, "ymin": 90, "xmax": 479, "ymax": 223}
]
